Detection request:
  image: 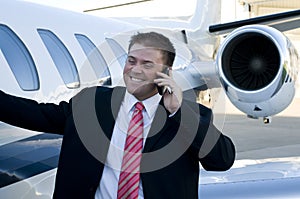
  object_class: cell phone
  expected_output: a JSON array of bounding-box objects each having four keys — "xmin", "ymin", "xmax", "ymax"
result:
[{"xmin": 157, "ymin": 67, "xmax": 170, "ymax": 95}]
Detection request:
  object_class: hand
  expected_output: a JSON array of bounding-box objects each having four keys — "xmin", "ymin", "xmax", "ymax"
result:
[{"xmin": 154, "ymin": 69, "xmax": 182, "ymax": 114}]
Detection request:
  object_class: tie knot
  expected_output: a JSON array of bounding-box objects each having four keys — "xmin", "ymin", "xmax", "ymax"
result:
[{"xmin": 135, "ymin": 102, "xmax": 144, "ymax": 111}]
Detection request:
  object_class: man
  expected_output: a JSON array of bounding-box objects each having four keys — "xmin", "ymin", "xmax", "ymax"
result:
[{"xmin": 0, "ymin": 32, "xmax": 235, "ymax": 198}]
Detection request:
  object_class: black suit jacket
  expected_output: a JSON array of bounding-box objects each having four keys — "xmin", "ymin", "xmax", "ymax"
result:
[{"xmin": 0, "ymin": 86, "xmax": 235, "ymax": 199}]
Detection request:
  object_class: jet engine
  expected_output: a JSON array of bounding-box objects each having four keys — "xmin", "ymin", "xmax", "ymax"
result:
[{"xmin": 216, "ymin": 25, "xmax": 299, "ymax": 122}]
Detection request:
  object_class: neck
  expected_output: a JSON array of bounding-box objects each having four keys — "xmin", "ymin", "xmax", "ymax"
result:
[{"xmin": 134, "ymin": 90, "xmax": 158, "ymax": 101}]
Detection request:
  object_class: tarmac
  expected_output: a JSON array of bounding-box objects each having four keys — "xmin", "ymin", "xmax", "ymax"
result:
[
  {"xmin": 221, "ymin": 96, "xmax": 300, "ymax": 160},
  {"xmin": 199, "ymin": 95, "xmax": 300, "ymax": 198}
]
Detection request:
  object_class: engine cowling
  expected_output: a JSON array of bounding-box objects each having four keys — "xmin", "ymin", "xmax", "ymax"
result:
[{"xmin": 216, "ymin": 25, "xmax": 299, "ymax": 119}]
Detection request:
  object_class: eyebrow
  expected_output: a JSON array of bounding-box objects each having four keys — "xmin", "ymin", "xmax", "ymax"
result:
[{"xmin": 127, "ymin": 55, "xmax": 155, "ymax": 64}]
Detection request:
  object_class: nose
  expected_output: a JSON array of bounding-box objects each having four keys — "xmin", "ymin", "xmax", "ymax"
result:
[{"xmin": 131, "ymin": 63, "xmax": 143, "ymax": 73}]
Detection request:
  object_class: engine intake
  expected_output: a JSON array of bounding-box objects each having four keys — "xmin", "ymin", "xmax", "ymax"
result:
[
  {"xmin": 217, "ymin": 25, "xmax": 298, "ymax": 118},
  {"xmin": 222, "ymin": 32, "xmax": 280, "ymax": 91}
]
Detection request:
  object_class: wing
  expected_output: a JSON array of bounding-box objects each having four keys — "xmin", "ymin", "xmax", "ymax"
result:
[{"xmin": 209, "ymin": 9, "xmax": 300, "ymax": 35}]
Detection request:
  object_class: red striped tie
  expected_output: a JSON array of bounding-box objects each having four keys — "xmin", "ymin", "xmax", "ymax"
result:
[{"xmin": 117, "ymin": 102, "xmax": 144, "ymax": 199}]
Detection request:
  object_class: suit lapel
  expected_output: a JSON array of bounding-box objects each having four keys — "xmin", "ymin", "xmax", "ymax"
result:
[
  {"xmin": 97, "ymin": 87, "xmax": 171, "ymax": 154},
  {"xmin": 95, "ymin": 86, "xmax": 126, "ymax": 140},
  {"xmin": 143, "ymin": 100, "xmax": 169, "ymax": 153}
]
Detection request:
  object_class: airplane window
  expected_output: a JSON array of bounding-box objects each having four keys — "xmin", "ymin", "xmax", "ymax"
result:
[
  {"xmin": 105, "ymin": 38, "xmax": 127, "ymax": 69},
  {"xmin": 37, "ymin": 29, "xmax": 80, "ymax": 89},
  {"xmin": 75, "ymin": 34, "xmax": 111, "ymax": 85},
  {"xmin": 0, "ymin": 24, "xmax": 40, "ymax": 91}
]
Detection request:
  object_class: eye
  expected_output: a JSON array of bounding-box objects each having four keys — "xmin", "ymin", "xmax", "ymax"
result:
[
  {"xmin": 142, "ymin": 62, "xmax": 154, "ymax": 69},
  {"xmin": 127, "ymin": 58, "xmax": 136, "ymax": 65}
]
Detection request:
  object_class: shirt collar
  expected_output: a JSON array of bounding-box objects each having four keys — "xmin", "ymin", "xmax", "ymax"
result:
[{"xmin": 124, "ymin": 91, "xmax": 161, "ymax": 119}]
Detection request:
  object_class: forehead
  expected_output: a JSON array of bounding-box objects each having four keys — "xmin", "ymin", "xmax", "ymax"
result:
[{"xmin": 128, "ymin": 43, "xmax": 164, "ymax": 63}]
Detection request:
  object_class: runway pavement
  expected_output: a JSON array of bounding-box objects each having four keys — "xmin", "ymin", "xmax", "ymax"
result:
[
  {"xmin": 199, "ymin": 95, "xmax": 300, "ymax": 198},
  {"xmin": 220, "ymin": 97, "xmax": 300, "ymax": 160}
]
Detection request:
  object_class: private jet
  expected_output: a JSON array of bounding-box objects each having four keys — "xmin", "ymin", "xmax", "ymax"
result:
[{"xmin": 0, "ymin": 0, "xmax": 299, "ymax": 198}]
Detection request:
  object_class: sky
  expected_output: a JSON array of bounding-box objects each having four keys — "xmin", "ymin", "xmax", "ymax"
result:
[{"xmin": 24, "ymin": 0, "xmax": 198, "ymax": 17}]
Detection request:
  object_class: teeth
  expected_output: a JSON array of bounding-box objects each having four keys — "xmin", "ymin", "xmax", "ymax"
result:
[{"xmin": 131, "ymin": 77, "xmax": 142, "ymax": 82}]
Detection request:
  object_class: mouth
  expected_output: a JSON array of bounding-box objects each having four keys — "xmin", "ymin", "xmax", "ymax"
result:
[{"xmin": 130, "ymin": 77, "xmax": 143, "ymax": 82}]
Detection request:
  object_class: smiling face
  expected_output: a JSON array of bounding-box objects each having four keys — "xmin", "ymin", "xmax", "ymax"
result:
[{"xmin": 123, "ymin": 43, "xmax": 166, "ymax": 101}]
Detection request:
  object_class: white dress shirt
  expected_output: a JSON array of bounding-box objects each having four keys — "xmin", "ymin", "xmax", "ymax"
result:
[{"xmin": 95, "ymin": 91, "xmax": 161, "ymax": 199}]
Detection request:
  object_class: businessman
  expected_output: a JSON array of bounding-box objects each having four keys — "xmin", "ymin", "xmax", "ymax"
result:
[{"xmin": 0, "ymin": 31, "xmax": 235, "ymax": 199}]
